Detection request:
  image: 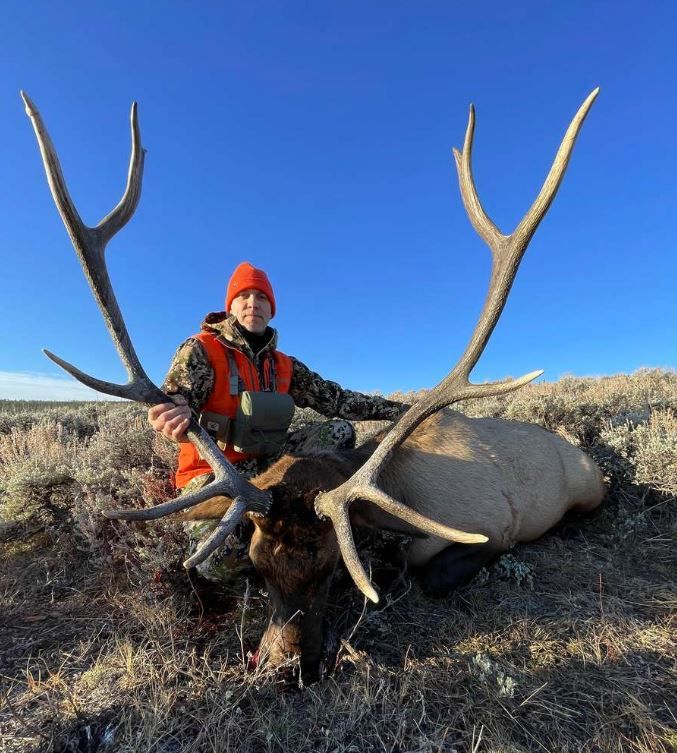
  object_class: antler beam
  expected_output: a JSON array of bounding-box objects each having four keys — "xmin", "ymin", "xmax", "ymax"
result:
[
  {"xmin": 316, "ymin": 88, "xmax": 600, "ymax": 603},
  {"xmin": 22, "ymin": 92, "xmax": 272, "ymax": 567}
]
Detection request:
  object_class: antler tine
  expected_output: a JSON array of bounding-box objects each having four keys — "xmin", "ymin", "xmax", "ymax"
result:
[
  {"xmin": 323, "ymin": 499, "xmax": 379, "ymax": 604},
  {"xmin": 21, "ymin": 92, "xmax": 88, "ymax": 252},
  {"xmin": 318, "ymin": 485, "xmax": 490, "ymax": 603},
  {"xmin": 24, "ymin": 93, "xmax": 272, "ymax": 566},
  {"xmin": 316, "ymin": 89, "xmax": 599, "ymax": 602},
  {"xmin": 97, "ymin": 101, "xmax": 145, "ymax": 245},
  {"xmin": 182, "ymin": 497, "xmax": 248, "ymax": 570},
  {"xmin": 453, "ymin": 104, "xmax": 503, "ymax": 250},
  {"xmin": 514, "ymin": 88, "xmax": 600, "ymax": 257}
]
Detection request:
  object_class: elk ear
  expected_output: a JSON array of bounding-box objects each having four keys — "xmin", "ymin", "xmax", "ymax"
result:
[{"xmin": 178, "ymin": 496, "xmax": 234, "ymax": 521}]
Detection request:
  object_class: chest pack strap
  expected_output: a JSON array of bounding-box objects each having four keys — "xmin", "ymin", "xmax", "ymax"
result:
[
  {"xmin": 226, "ymin": 349, "xmax": 240, "ymax": 396},
  {"xmin": 264, "ymin": 351, "xmax": 277, "ymax": 391}
]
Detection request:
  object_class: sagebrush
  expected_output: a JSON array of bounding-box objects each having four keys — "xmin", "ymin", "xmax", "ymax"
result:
[{"xmin": 1, "ymin": 370, "xmax": 675, "ymax": 753}]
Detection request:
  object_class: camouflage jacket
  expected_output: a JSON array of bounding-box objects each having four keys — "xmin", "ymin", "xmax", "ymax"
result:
[{"xmin": 162, "ymin": 312, "xmax": 407, "ymax": 421}]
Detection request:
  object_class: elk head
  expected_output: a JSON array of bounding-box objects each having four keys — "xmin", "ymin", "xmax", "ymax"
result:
[
  {"xmin": 23, "ymin": 88, "xmax": 598, "ymax": 682},
  {"xmin": 243, "ymin": 453, "xmax": 350, "ymax": 681}
]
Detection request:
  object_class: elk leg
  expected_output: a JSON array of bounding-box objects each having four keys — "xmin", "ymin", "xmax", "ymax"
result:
[{"xmin": 415, "ymin": 543, "xmax": 498, "ymax": 597}]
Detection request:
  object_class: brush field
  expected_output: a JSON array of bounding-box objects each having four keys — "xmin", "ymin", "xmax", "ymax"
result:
[{"xmin": 1, "ymin": 370, "xmax": 675, "ymax": 753}]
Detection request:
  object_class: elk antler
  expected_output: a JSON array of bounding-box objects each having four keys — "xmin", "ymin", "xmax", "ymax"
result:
[
  {"xmin": 22, "ymin": 92, "xmax": 271, "ymax": 569},
  {"xmin": 316, "ymin": 88, "xmax": 600, "ymax": 603}
]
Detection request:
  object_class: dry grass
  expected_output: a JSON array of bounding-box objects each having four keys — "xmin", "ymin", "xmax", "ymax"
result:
[{"xmin": 1, "ymin": 370, "xmax": 675, "ymax": 753}]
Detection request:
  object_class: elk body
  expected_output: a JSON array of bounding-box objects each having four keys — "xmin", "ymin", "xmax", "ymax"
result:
[
  {"xmin": 373, "ymin": 409, "xmax": 605, "ymax": 566},
  {"xmin": 185, "ymin": 409, "xmax": 604, "ymax": 678},
  {"xmin": 23, "ymin": 87, "xmax": 603, "ymax": 683}
]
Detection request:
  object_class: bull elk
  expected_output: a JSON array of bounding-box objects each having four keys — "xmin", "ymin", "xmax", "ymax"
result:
[{"xmin": 23, "ymin": 88, "xmax": 605, "ymax": 682}]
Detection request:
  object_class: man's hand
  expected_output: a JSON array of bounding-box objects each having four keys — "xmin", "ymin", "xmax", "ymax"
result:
[{"xmin": 148, "ymin": 395, "xmax": 192, "ymax": 442}]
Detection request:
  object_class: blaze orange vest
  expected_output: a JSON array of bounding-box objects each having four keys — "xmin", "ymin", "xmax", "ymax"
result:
[{"xmin": 175, "ymin": 332, "xmax": 293, "ymax": 488}]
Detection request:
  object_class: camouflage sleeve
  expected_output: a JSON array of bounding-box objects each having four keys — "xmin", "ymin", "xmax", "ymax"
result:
[
  {"xmin": 161, "ymin": 338, "xmax": 215, "ymax": 418},
  {"xmin": 288, "ymin": 357, "xmax": 409, "ymax": 421}
]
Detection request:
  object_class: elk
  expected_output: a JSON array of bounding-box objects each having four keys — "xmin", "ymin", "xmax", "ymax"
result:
[{"xmin": 23, "ymin": 88, "xmax": 604, "ymax": 682}]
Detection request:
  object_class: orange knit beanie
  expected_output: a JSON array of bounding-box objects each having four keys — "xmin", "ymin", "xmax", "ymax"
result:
[{"xmin": 225, "ymin": 262, "xmax": 276, "ymax": 317}]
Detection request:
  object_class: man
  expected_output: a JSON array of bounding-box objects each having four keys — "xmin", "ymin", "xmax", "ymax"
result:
[{"xmin": 149, "ymin": 262, "xmax": 407, "ymax": 585}]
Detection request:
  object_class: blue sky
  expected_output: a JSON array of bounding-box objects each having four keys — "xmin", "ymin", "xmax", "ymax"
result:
[{"xmin": 0, "ymin": 1, "xmax": 675, "ymax": 400}]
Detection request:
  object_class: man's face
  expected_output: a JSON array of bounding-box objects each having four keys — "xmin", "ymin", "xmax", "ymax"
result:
[{"xmin": 230, "ymin": 288, "xmax": 273, "ymax": 334}]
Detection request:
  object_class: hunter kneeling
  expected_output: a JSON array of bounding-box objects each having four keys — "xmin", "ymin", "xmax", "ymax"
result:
[{"xmin": 148, "ymin": 262, "xmax": 408, "ymax": 586}]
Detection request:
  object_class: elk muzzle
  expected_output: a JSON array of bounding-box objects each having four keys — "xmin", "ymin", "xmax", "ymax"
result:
[{"xmin": 256, "ymin": 579, "xmax": 333, "ymax": 683}]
